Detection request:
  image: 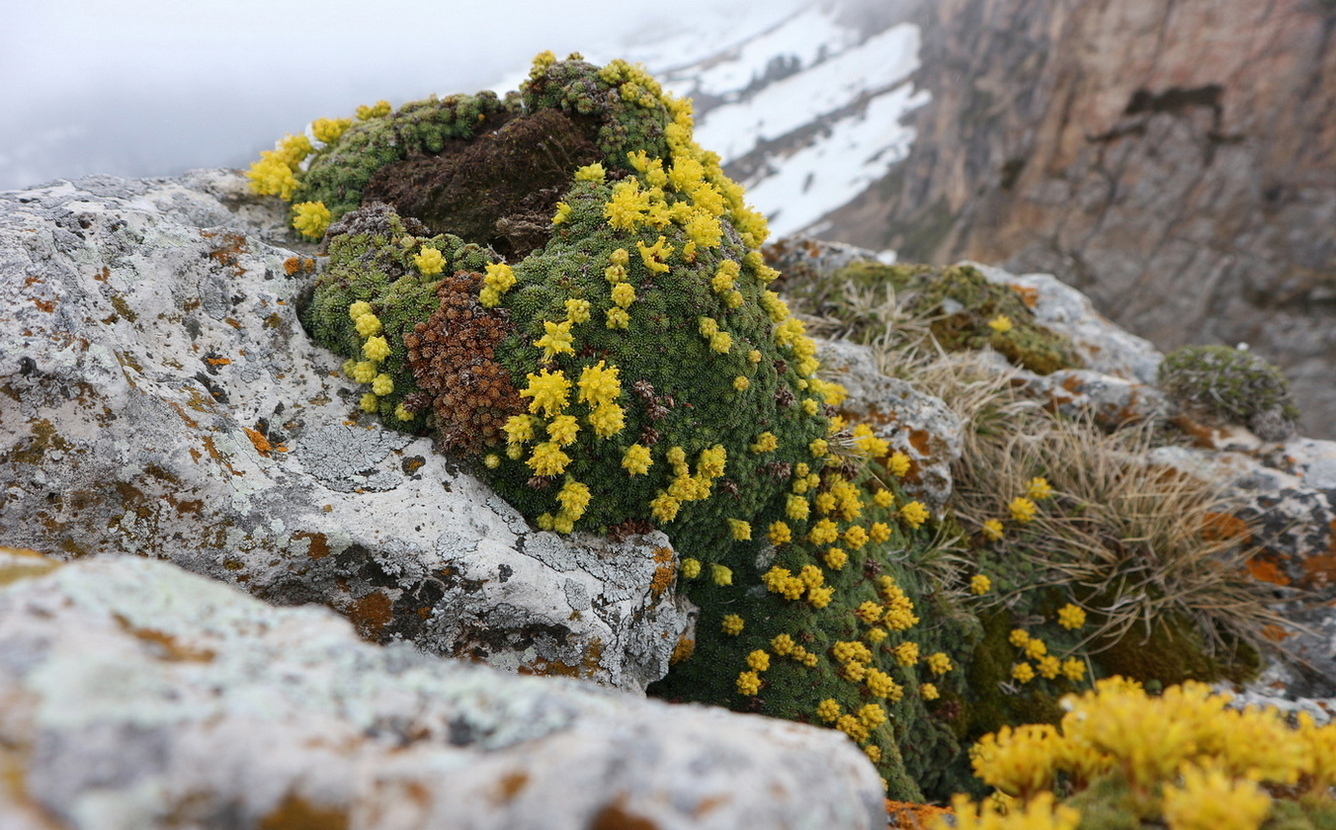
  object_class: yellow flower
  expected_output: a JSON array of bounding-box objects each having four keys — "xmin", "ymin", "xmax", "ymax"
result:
[
  {"xmin": 887, "ymin": 451, "xmax": 911, "ymax": 477},
  {"xmin": 750, "ymin": 431, "xmax": 778, "ymax": 453},
  {"xmin": 650, "ymin": 492, "xmax": 681, "ymax": 523},
  {"xmin": 533, "ymin": 319, "xmax": 575, "ymax": 360},
  {"xmin": 680, "ymin": 558, "xmax": 701, "ymax": 579},
  {"xmin": 355, "ymin": 100, "xmax": 391, "ymax": 120},
  {"xmin": 1024, "ymin": 638, "xmax": 1048, "ymax": 660},
  {"xmin": 354, "ymin": 312, "xmax": 383, "ymax": 338},
  {"xmin": 1027, "ymin": 476, "xmax": 1054, "ymax": 500},
  {"xmin": 732, "ymin": 375, "xmax": 749, "ymax": 391},
  {"xmin": 359, "ymin": 392, "xmax": 379, "ymax": 412},
  {"xmin": 1162, "ymin": 763, "xmax": 1271, "ymax": 830},
  {"xmin": 588, "ymin": 402, "xmax": 625, "ymax": 437},
  {"xmin": 1009, "ymin": 629, "xmax": 1031, "ymax": 648},
  {"xmin": 709, "ymin": 331, "xmax": 732, "ymax": 354},
  {"xmin": 292, "ymin": 201, "xmax": 332, "ymax": 239},
  {"xmin": 611, "ymin": 281, "xmax": 636, "ymax": 308},
  {"xmin": 622, "ymin": 443, "xmax": 652, "ymax": 475},
  {"xmin": 348, "ymin": 300, "xmax": 373, "ymax": 320},
  {"xmin": 414, "ymin": 246, "xmax": 446, "ymax": 276},
  {"xmin": 900, "ymin": 501, "xmax": 930, "ymax": 529},
  {"xmin": 785, "ymin": 494, "xmax": 810, "ymax": 521},
  {"xmin": 843, "ymin": 525, "xmax": 868, "ymax": 550},
  {"xmin": 711, "ymin": 564, "xmax": 733, "ymax": 586},
  {"xmin": 362, "ymin": 336, "xmax": 391, "ymax": 362},
  {"xmin": 982, "ymin": 519, "xmax": 1005, "ymax": 540},
  {"xmin": 987, "ymin": 314, "xmax": 1014, "ymax": 334},
  {"xmin": 1057, "ymin": 603, "xmax": 1086, "ymax": 630},
  {"xmin": 1037, "ymin": 655, "xmax": 1062, "ymax": 680},
  {"xmin": 556, "ymin": 479, "xmax": 592, "ymax": 520},
  {"xmin": 636, "ymin": 235, "xmax": 673, "ymax": 273},
  {"xmin": 546, "ymin": 414, "xmax": 579, "ymax": 445},
  {"xmin": 483, "ymin": 262, "xmax": 516, "ymax": 293},
  {"xmin": 842, "ymin": 661, "xmax": 867, "ymax": 682},
  {"xmin": 873, "ymin": 489, "xmax": 894, "ymax": 509},
  {"xmin": 1013, "ymin": 662, "xmax": 1036, "ymax": 683},
  {"xmin": 310, "ymin": 117, "xmax": 352, "ymax": 144},
  {"xmin": 746, "ymin": 649, "xmax": 770, "ymax": 672},
  {"xmin": 397, "ymin": 404, "xmax": 416, "ymax": 423},
  {"xmin": 892, "ymin": 642, "xmax": 920, "ymax": 667},
  {"xmin": 527, "ymin": 441, "xmax": 571, "ymax": 476},
  {"xmin": 371, "ymin": 373, "xmax": 393, "ymax": 396},
  {"xmin": 564, "ymin": 298, "xmax": 591, "ymax": 323},
  {"xmin": 769, "ymin": 634, "xmax": 795, "ymax": 657},
  {"xmin": 575, "ymin": 162, "xmax": 606, "ymax": 182},
  {"xmin": 721, "ymin": 614, "xmax": 744, "ymax": 635},
  {"xmin": 1061, "ymin": 658, "xmax": 1085, "ymax": 681},
  {"xmin": 727, "ymin": 519, "xmax": 751, "ymax": 541},
  {"xmin": 552, "ymin": 201, "xmax": 572, "ymax": 225},
  {"xmin": 920, "ymin": 683, "xmax": 940, "ymax": 701},
  {"xmin": 521, "ymin": 369, "xmax": 571, "ymax": 416},
  {"xmin": 605, "ymin": 307, "xmax": 630, "ymax": 329},
  {"xmin": 351, "ymin": 361, "xmax": 378, "ymax": 384},
  {"xmin": 605, "ymin": 179, "xmax": 648, "ymax": 231},
  {"xmin": 866, "ymin": 669, "xmax": 903, "ymax": 701},
  {"xmin": 823, "ymin": 547, "xmax": 847, "ymax": 569},
  {"xmin": 926, "ymin": 652, "xmax": 953, "ymax": 675},
  {"xmin": 807, "ymin": 586, "xmax": 834, "ymax": 608},
  {"xmin": 970, "ymin": 574, "xmax": 992, "ymax": 595},
  {"xmin": 866, "ymin": 627, "xmax": 888, "ymax": 644},
  {"xmin": 808, "ymin": 519, "xmax": 839, "ymax": 545},
  {"xmin": 503, "ymin": 414, "xmax": 538, "ymax": 445},
  {"xmin": 854, "ymin": 704, "xmax": 886, "ymax": 731},
  {"xmin": 1009, "ymin": 497, "xmax": 1039, "ymax": 523},
  {"xmin": 767, "ymin": 521, "xmax": 792, "ymax": 546},
  {"xmin": 816, "ymin": 699, "xmax": 841, "ymax": 723},
  {"xmin": 736, "ymin": 671, "xmax": 761, "ymax": 696},
  {"xmin": 808, "ymin": 438, "xmax": 828, "ymax": 457}
]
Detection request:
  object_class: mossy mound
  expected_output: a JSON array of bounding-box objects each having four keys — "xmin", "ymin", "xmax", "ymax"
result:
[
  {"xmin": 1159, "ymin": 344, "xmax": 1300, "ymax": 440},
  {"xmin": 281, "ymin": 54, "xmax": 986, "ymax": 792}
]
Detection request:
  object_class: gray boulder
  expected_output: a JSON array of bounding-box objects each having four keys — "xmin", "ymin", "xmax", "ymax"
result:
[
  {"xmin": 0, "ymin": 170, "xmax": 689, "ymax": 692},
  {"xmin": 0, "ymin": 549, "xmax": 887, "ymax": 830}
]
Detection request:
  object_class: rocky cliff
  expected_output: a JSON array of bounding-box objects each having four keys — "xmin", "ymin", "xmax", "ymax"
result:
[{"xmin": 822, "ymin": 0, "xmax": 1336, "ymax": 438}]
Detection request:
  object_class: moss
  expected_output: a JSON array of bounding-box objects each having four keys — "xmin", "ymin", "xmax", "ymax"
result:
[
  {"xmin": 784, "ymin": 260, "xmax": 1082, "ymax": 375},
  {"xmin": 1091, "ymin": 610, "xmax": 1259, "ymax": 687},
  {"xmin": 1159, "ymin": 344, "xmax": 1299, "ymax": 440}
]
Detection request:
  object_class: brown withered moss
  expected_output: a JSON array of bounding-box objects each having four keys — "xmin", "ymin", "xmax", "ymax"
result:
[{"xmin": 404, "ymin": 271, "xmax": 524, "ymax": 455}]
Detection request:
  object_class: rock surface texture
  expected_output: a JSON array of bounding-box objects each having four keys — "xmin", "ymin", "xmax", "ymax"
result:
[
  {"xmin": 824, "ymin": 0, "xmax": 1336, "ymax": 438},
  {"xmin": 0, "ymin": 549, "xmax": 887, "ymax": 830},
  {"xmin": 0, "ymin": 170, "xmax": 690, "ymax": 692}
]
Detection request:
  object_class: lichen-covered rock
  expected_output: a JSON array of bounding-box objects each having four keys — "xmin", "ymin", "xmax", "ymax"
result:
[
  {"xmin": 0, "ymin": 550, "xmax": 888, "ymax": 830},
  {"xmin": 0, "ymin": 170, "xmax": 689, "ymax": 692},
  {"xmin": 966, "ymin": 261, "xmax": 1163, "ymax": 384},
  {"xmin": 1013, "ymin": 367, "xmax": 1170, "ymax": 430},
  {"xmin": 816, "ymin": 338, "xmax": 963, "ymax": 511}
]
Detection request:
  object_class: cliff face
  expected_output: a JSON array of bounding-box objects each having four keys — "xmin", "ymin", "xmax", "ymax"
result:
[{"xmin": 826, "ymin": 0, "xmax": 1336, "ymax": 437}]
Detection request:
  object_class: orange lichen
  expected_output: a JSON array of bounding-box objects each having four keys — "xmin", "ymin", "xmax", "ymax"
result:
[
  {"xmin": 1244, "ymin": 553, "xmax": 1291, "ymax": 586},
  {"xmin": 885, "ymin": 799, "xmax": 953, "ymax": 828},
  {"xmin": 1202, "ymin": 512, "xmax": 1251, "ymax": 543},
  {"xmin": 348, "ymin": 591, "xmax": 394, "ymax": 641},
  {"xmin": 649, "ymin": 546, "xmax": 676, "ymax": 596}
]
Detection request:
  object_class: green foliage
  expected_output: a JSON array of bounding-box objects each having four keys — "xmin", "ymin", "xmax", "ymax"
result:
[{"xmin": 1159, "ymin": 344, "xmax": 1300, "ymax": 439}]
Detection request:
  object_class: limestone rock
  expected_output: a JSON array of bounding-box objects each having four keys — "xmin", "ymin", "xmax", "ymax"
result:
[
  {"xmin": 0, "ymin": 170, "xmax": 689, "ymax": 692},
  {"xmin": 817, "ymin": 338, "xmax": 962, "ymax": 511},
  {"xmin": 0, "ymin": 550, "xmax": 887, "ymax": 830}
]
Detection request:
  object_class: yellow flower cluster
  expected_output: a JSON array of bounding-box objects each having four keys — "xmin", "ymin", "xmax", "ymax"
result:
[
  {"xmin": 721, "ymin": 614, "xmax": 744, "ymax": 635},
  {"xmin": 1009, "ymin": 496, "xmax": 1038, "ymax": 523},
  {"xmin": 762, "ymin": 565, "xmax": 833, "ymax": 608},
  {"xmin": 970, "ymin": 574, "xmax": 992, "ymax": 595},
  {"xmin": 479, "ymin": 262, "xmax": 516, "ymax": 307},
  {"xmin": 899, "ymin": 500, "xmax": 930, "ymax": 529},
  {"xmin": 965, "ymin": 677, "xmax": 1336, "ymax": 830},
  {"xmin": 414, "ymin": 246, "xmax": 446, "ymax": 276},
  {"xmin": 342, "ymin": 301, "xmax": 405, "ymax": 417},
  {"xmin": 246, "ymin": 133, "xmax": 311, "ymax": 200},
  {"xmin": 987, "ymin": 314, "xmax": 1014, "ymax": 334},
  {"xmin": 937, "ymin": 792, "xmax": 1078, "ymax": 830},
  {"xmin": 292, "ymin": 201, "xmax": 331, "ymax": 240},
  {"xmin": 878, "ymin": 576, "xmax": 920, "ymax": 631}
]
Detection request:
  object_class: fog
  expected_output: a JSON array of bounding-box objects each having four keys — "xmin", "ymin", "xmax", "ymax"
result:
[{"xmin": 0, "ymin": 0, "xmax": 808, "ymax": 191}]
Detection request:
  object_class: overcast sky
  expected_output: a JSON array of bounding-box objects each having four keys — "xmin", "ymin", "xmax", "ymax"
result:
[{"xmin": 0, "ymin": 0, "xmax": 808, "ymax": 189}]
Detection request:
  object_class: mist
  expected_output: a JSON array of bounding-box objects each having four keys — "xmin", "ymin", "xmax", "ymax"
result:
[{"xmin": 0, "ymin": 0, "xmax": 810, "ymax": 191}]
